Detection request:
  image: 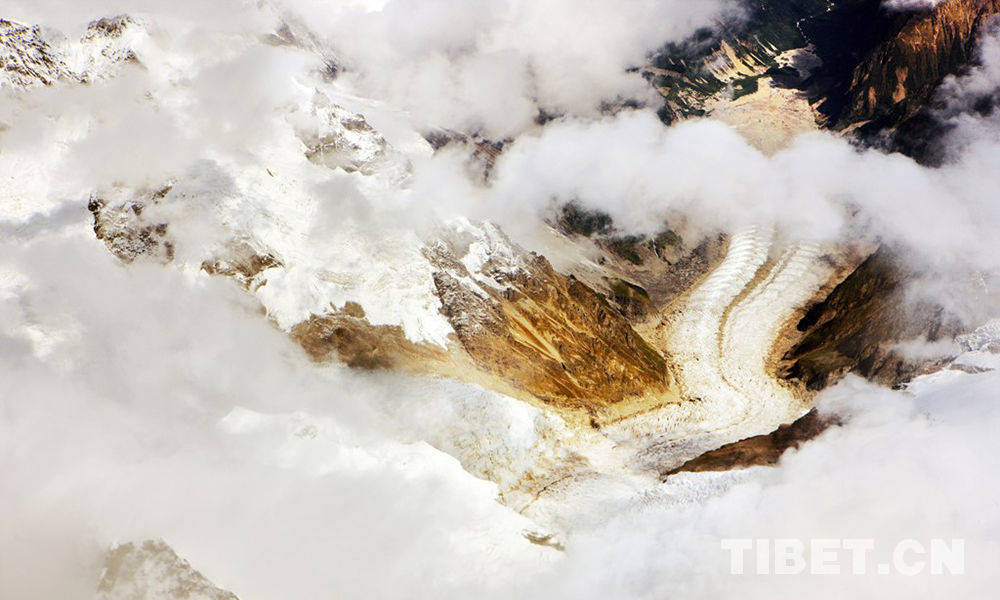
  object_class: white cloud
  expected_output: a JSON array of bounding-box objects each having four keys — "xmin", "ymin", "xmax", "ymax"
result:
[
  {"xmin": 0, "ymin": 227, "xmax": 555, "ymax": 599},
  {"xmin": 883, "ymin": 0, "xmax": 944, "ymax": 12},
  {"xmin": 526, "ymin": 371, "xmax": 1000, "ymax": 599},
  {"xmin": 3, "ymin": 2, "xmax": 1000, "ymax": 600},
  {"xmin": 277, "ymin": 0, "xmax": 737, "ymax": 138}
]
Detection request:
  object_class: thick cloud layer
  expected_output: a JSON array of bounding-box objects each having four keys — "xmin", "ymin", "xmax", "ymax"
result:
[
  {"xmin": 0, "ymin": 226, "xmax": 555, "ymax": 599},
  {"xmin": 3, "ymin": 2, "xmax": 1000, "ymax": 600},
  {"xmin": 529, "ymin": 370, "xmax": 1000, "ymax": 599},
  {"xmin": 278, "ymin": 0, "xmax": 737, "ymax": 137},
  {"xmin": 5, "ymin": 227, "xmax": 999, "ymax": 599}
]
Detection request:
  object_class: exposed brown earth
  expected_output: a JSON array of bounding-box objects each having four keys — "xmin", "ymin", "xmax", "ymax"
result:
[
  {"xmin": 74, "ymin": 1, "xmax": 1000, "ymax": 482},
  {"xmin": 601, "ymin": 234, "xmax": 728, "ymax": 313},
  {"xmin": 661, "ymin": 409, "xmax": 839, "ymax": 478},
  {"xmin": 290, "ymin": 302, "xmax": 449, "ymax": 370},
  {"xmin": 553, "ymin": 203, "xmax": 729, "ymax": 313},
  {"xmin": 425, "ymin": 232, "xmax": 675, "ymax": 415}
]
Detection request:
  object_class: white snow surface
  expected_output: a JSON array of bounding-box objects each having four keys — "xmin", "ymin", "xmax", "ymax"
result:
[{"xmin": 0, "ymin": 12, "xmax": 460, "ymax": 346}]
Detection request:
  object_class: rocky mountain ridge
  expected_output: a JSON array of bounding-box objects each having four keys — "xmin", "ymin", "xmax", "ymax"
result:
[
  {"xmin": 1, "ymin": 15, "xmax": 141, "ymax": 88},
  {"xmin": 3, "ymin": 5, "xmax": 997, "ymax": 582},
  {"xmin": 20, "ymin": 2, "xmax": 987, "ymax": 450}
]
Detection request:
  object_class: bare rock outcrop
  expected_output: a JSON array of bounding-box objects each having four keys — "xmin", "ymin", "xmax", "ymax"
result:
[
  {"xmin": 0, "ymin": 19, "xmax": 70, "ymax": 87},
  {"xmin": 1, "ymin": 15, "xmax": 143, "ymax": 89},
  {"xmin": 780, "ymin": 247, "xmax": 967, "ymax": 389},
  {"xmin": 88, "ymin": 187, "xmax": 176, "ymax": 264},
  {"xmin": 425, "ymin": 222, "xmax": 673, "ymax": 414},
  {"xmin": 291, "ymin": 301, "xmax": 448, "ymax": 370},
  {"xmin": 835, "ymin": 0, "xmax": 1000, "ymax": 130},
  {"xmin": 661, "ymin": 409, "xmax": 838, "ymax": 478}
]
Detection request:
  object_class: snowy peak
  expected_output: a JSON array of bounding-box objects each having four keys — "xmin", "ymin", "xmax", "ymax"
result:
[
  {"xmin": 1, "ymin": 14, "xmax": 144, "ymax": 90},
  {"xmin": 96, "ymin": 540, "xmax": 238, "ymax": 600},
  {"xmin": 0, "ymin": 18, "xmax": 70, "ymax": 88},
  {"xmin": 296, "ymin": 93, "xmax": 410, "ymax": 181},
  {"xmin": 70, "ymin": 15, "xmax": 144, "ymax": 82}
]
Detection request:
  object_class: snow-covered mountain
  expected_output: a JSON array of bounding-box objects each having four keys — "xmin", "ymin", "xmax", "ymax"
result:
[{"xmin": 4, "ymin": 1, "xmax": 1000, "ymax": 598}]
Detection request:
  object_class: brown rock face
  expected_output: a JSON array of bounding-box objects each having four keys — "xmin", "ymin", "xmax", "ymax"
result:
[
  {"xmin": 780, "ymin": 247, "xmax": 965, "ymax": 389},
  {"xmin": 426, "ymin": 225, "xmax": 673, "ymax": 413},
  {"xmin": 291, "ymin": 302, "xmax": 447, "ymax": 370},
  {"xmin": 838, "ymin": 0, "xmax": 1000, "ymax": 129},
  {"xmin": 89, "ymin": 186, "xmax": 284, "ymax": 292},
  {"xmin": 662, "ymin": 409, "xmax": 837, "ymax": 478}
]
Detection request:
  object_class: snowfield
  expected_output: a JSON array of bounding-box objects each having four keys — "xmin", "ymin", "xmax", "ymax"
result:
[{"xmin": 3, "ymin": 2, "xmax": 1000, "ymax": 599}]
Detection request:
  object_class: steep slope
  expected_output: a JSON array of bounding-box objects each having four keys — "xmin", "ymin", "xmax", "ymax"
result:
[
  {"xmin": 97, "ymin": 540, "xmax": 239, "ymax": 600},
  {"xmin": 0, "ymin": 15, "xmax": 143, "ymax": 88},
  {"xmin": 662, "ymin": 409, "xmax": 837, "ymax": 477},
  {"xmin": 649, "ymin": 0, "xmax": 834, "ymax": 123},
  {"xmin": 0, "ymin": 19, "xmax": 70, "ymax": 87},
  {"xmin": 648, "ymin": 0, "xmax": 1000, "ymax": 399},
  {"xmin": 425, "ymin": 222, "xmax": 673, "ymax": 415},
  {"xmin": 781, "ymin": 247, "xmax": 968, "ymax": 388},
  {"xmin": 654, "ymin": 0, "xmax": 1000, "ymax": 144},
  {"xmin": 47, "ymin": 7, "xmax": 853, "ymax": 466},
  {"xmin": 826, "ymin": 0, "xmax": 1000, "ymax": 131},
  {"xmin": 7, "ymin": 5, "xmax": 994, "ymax": 527}
]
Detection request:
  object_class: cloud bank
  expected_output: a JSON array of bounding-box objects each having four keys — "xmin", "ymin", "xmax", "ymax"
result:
[
  {"xmin": 0, "ymin": 227, "xmax": 555, "ymax": 599},
  {"xmin": 278, "ymin": 0, "xmax": 737, "ymax": 138},
  {"xmin": 2, "ymin": 2, "xmax": 1000, "ymax": 600},
  {"xmin": 884, "ymin": 0, "xmax": 945, "ymax": 12}
]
